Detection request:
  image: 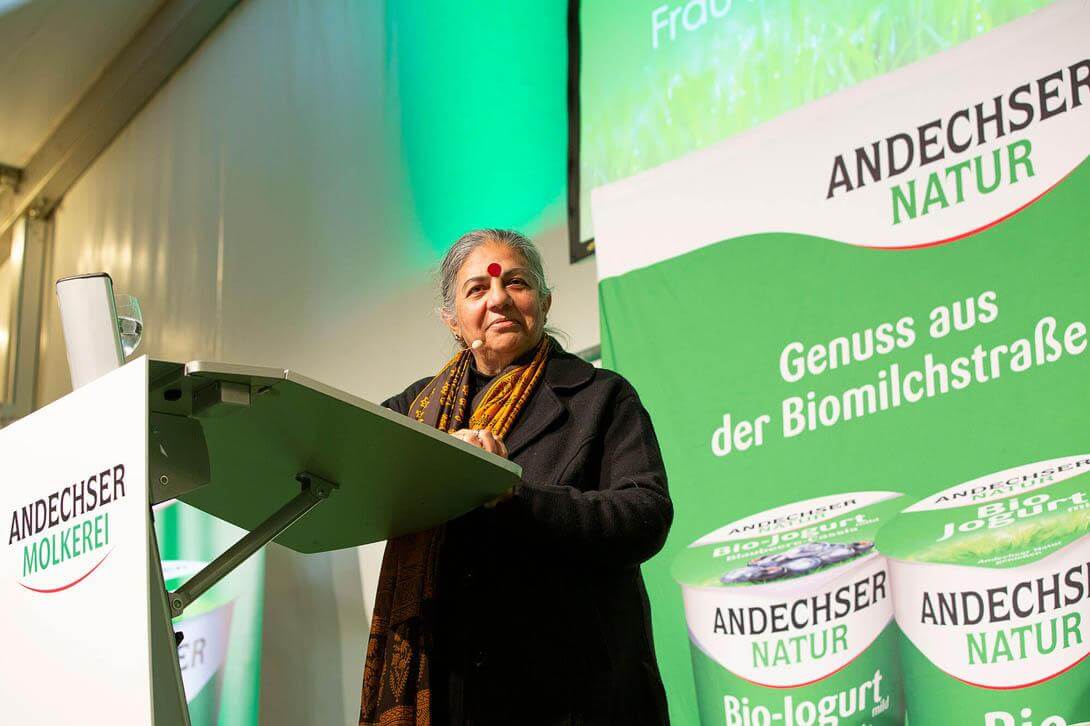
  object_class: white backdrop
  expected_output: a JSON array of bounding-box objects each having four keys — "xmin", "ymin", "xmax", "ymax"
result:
[{"xmin": 35, "ymin": 0, "xmax": 597, "ymax": 723}]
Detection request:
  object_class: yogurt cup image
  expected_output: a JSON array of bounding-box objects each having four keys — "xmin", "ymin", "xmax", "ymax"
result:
[
  {"xmin": 673, "ymin": 491, "xmax": 906, "ymax": 726},
  {"xmin": 876, "ymin": 455, "xmax": 1090, "ymax": 726},
  {"xmin": 163, "ymin": 560, "xmax": 236, "ymax": 725}
]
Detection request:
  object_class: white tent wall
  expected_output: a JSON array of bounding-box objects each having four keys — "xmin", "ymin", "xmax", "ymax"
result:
[{"xmin": 35, "ymin": 1, "xmax": 596, "ymax": 724}]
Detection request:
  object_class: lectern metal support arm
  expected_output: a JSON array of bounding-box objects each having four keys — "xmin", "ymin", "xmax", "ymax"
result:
[{"xmin": 168, "ymin": 473, "xmax": 337, "ymax": 618}]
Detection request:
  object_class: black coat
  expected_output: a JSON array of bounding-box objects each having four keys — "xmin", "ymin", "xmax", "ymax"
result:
[{"xmin": 382, "ymin": 346, "xmax": 673, "ymax": 726}]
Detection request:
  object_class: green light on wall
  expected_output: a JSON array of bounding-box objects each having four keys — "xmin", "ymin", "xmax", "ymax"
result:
[{"xmin": 385, "ymin": 1, "xmax": 568, "ymax": 257}]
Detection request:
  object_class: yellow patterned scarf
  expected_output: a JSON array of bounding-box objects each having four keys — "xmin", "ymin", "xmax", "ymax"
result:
[{"xmin": 360, "ymin": 336, "xmax": 551, "ymax": 726}]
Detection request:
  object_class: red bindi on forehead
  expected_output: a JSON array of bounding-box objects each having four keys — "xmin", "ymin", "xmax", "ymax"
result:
[{"xmin": 487, "ymin": 262, "xmax": 502, "ymax": 277}]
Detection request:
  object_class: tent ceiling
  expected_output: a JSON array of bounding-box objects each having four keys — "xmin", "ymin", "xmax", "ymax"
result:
[{"xmin": 0, "ymin": 0, "xmax": 162, "ymax": 168}]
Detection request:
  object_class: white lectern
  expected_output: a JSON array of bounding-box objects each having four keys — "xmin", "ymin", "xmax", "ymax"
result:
[{"xmin": 1, "ymin": 356, "xmax": 520, "ymax": 724}]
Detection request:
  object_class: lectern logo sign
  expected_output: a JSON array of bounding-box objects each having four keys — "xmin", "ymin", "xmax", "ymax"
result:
[{"xmin": 6, "ymin": 463, "xmax": 128, "ymax": 592}]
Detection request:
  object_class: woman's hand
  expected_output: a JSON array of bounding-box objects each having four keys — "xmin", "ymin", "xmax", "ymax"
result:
[
  {"xmin": 450, "ymin": 428, "xmax": 515, "ymax": 508},
  {"xmin": 450, "ymin": 428, "xmax": 508, "ymax": 459}
]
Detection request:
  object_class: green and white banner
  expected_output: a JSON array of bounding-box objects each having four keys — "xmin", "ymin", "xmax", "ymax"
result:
[
  {"xmin": 156, "ymin": 500, "xmax": 264, "ymax": 725},
  {"xmin": 592, "ymin": 2, "xmax": 1090, "ymax": 724}
]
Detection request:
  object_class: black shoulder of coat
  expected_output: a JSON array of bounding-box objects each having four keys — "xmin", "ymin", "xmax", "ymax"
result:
[
  {"xmin": 544, "ymin": 346, "xmax": 640, "ymax": 400},
  {"xmin": 382, "ymin": 376, "xmax": 432, "ymax": 415}
]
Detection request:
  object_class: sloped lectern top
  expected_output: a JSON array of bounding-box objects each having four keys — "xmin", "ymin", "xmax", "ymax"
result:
[{"xmin": 148, "ymin": 359, "xmax": 522, "ymax": 554}]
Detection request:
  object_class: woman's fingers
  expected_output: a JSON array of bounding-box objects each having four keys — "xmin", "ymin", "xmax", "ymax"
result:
[
  {"xmin": 449, "ymin": 428, "xmax": 508, "ymax": 458},
  {"xmin": 448, "ymin": 429, "xmax": 511, "ymax": 508},
  {"xmin": 476, "ymin": 429, "xmax": 508, "ymax": 459},
  {"xmin": 450, "ymin": 428, "xmax": 483, "ymax": 448}
]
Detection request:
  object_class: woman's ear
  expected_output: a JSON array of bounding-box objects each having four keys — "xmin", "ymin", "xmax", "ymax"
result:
[
  {"xmin": 442, "ymin": 310, "xmax": 461, "ymax": 340},
  {"xmin": 543, "ymin": 292, "xmax": 553, "ymax": 318}
]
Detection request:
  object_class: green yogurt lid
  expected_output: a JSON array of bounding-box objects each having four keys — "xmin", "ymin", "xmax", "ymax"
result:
[
  {"xmin": 876, "ymin": 455, "xmax": 1090, "ymax": 568},
  {"xmin": 162, "ymin": 559, "xmax": 234, "ymax": 619},
  {"xmin": 673, "ymin": 491, "xmax": 904, "ymax": 589},
  {"xmin": 162, "ymin": 558, "xmax": 206, "ymax": 591}
]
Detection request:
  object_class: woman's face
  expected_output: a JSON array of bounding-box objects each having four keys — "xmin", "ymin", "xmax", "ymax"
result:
[{"xmin": 446, "ymin": 242, "xmax": 551, "ymax": 372}]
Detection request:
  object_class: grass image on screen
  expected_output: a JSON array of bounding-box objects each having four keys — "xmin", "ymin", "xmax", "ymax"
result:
[{"xmin": 578, "ymin": 0, "xmax": 1053, "ymax": 242}]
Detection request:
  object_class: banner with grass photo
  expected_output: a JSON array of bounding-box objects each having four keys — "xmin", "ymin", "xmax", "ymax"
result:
[
  {"xmin": 591, "ymin": 3, "xmax": 1090, "ymax": 724},
  {"xmin": 577, "ymin": 0, "xmax": 1054, "ymax": 241}
]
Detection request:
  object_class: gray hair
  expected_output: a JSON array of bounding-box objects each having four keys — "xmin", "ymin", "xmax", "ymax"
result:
[{"xmin": 438, "ymin": 228, "xmax": 553, "ymax": 321}]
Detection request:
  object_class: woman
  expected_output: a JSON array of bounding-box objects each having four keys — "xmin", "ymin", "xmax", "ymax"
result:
[{"xmin": 361, "ymin": 229, "xmax": 672, "ymax": 726}]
